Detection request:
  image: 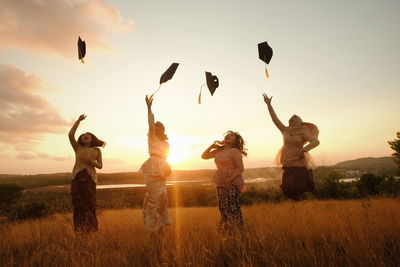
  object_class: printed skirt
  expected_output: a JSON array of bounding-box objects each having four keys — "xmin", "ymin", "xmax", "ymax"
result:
[
  {"xmin": 142, "ymin": 175, "xmax": 173, "ymax": 231},
  {"xmin": 216, "ymin": 185, "xmax": 244, "ymax": 231},
  {"xmin": 280, "ymin": 166, "xmax": 316, "ymax": 201},
  {"xmin": 71, "ymin": 169, "xmax": 98, "ymax": 232}
]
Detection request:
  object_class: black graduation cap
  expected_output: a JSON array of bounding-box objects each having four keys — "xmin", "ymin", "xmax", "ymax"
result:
[
  {"xmin": 198, "ymin": 71, "xmax": 219, "ymax": 104},
  {"xmin": 77, "ymin": 36, "xmax": 86, "ymax": 63},
  {"xmin": 258, "ymin": 41, "xmax": 273, "ymax": 78},
  {"xmin": 150, "ymin": 63, "xmax": 180, "ymax": 99},
  {"xmin": 160, "ymin": 63, "xmax": 179, "ymax": 84}
]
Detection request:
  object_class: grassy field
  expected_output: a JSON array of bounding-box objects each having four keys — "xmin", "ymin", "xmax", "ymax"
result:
[{"xmin": 1, "ymin": 199, "xmax": 399, "ymax": 266}]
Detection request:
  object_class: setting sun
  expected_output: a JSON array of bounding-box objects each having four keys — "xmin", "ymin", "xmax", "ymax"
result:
[
  {"xmin": 167, "ymin": 135, "xmax": 193, "ymax": 165},
  {"xmin": 168, "ymin": 145, "xmax": 189, "ymax": 165}
]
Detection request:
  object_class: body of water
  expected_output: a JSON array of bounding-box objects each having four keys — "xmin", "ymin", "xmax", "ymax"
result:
[{"xmin": 29, "ymin": 177, "xmax": 278, "ymax": 192}]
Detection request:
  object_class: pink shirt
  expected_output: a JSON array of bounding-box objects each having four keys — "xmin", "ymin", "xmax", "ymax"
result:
[
  {"xmin": 213, "ymin": 148, "xmax": 244, "ymax": 187},
  {"xmin": 279, "ymin": 126, "xmax": 318, "ymax": 168}
]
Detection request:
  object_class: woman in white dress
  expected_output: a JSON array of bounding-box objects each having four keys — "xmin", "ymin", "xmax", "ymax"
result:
[{"xmin": 140, "ymin": 96, "xmax": 173, "ymax": 234}]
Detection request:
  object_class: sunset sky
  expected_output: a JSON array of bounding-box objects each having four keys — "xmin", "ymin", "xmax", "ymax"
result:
[{"xmin": 0, "ymin": 0, "xmax": 399, "ymax": 174}]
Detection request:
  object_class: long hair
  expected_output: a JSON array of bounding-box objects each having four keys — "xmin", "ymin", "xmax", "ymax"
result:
[
  {"xmin": 224, "ymin": 131, "xmax": 248, "ymax": 156},
  {"xmin": 78, "ymin": 132, "xmax": 106, "ymax": 148},
  {"xmin": 155, "ymin": 121, "xmax": 168, "ymax": 141},
  {"xmin": 302, "ymin": 122, "xmax": 319, "ymax": 139}
]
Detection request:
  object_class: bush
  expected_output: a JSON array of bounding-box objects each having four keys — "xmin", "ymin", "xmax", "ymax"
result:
[
  {"xmin": 0, "ymin": 183, "xmax": 24, "ymax": 213},
  {"xmin": 8, "ymin": 201, "xmax": 51, "ymax": 221},
  {"xmin": 316, "ymin": 171, "xmax": 361, "ymax": 199},
  {"xmin": 376, "ymin": 176, "xmax": 400, "ymax": 197},
  {"xmin": 357, "ymin": 173, "xmax": 384, "ymax": 195}
]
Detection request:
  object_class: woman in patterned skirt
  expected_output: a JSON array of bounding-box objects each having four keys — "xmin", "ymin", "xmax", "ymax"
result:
[
  {"xmin": 202, "ymin": 131, "xmax": 247, "ymax": 233},
  {"xmin": 69, "ymin": 114, "xmax": 105, "ymax": 233},
  {"xmin": 262, "ymin": 93, "xmax": 320, "ymax": 200},
  {"xmin": 140, "ymin": 95, "xmax": 173, "ymax": 235}
]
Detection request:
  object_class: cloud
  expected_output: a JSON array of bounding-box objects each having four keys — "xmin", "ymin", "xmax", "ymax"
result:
[
  {"xmin": 0, "ymin": 65, "xmax": 69, "ymax": 144},
  {"xmin": 16, "ymin": 152, "xmax": 72, "ymax": 161},
  {"xmin": 0, "ymin": 0, "xmax": 133, "ymax": 58}
]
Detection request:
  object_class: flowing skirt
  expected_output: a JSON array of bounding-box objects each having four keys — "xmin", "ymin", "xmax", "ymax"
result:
[
  {"xmin": 141, "ymin": 157, "xmax": 173, "ymax": 231},
  {"xmin": 71, "ymin": 169, "xmax": 98, "ymax": 232},
  {"xmin": 280, "ymin": 166, "xmax": 316, "ymax": 201},
  {"xmin": 142, "ymin": 176, "xmax": 173, "ymax": 231},
  {"xmin": 140, "ymin": 156, "xmax": 171, "ymax": 179},
  {"xmin": 216, "ymin": 186, "xmax": 244, "ymax": 231}
]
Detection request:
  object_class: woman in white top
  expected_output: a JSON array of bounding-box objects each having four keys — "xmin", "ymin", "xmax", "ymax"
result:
[
  {"xmin": 69, "ymin": 114, "xmax": 105, "ymax": 232},
  {"xmin": 140, "ymin": 96, "xmax": 173, "ymax": 234},
  {"xmin": 262, "ymin": 93, "xmax": 320, "ymax": 200}
]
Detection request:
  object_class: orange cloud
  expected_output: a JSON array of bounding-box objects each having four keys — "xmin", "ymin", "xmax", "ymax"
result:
[
  {"xmin": 16, "ymin": 152, "xmax": 72, "ymax": 161},
  {"xmin": 0, "ymin": 65, "xmax": 69, "ymax": 144},
  {"xmin": 0, "ymin": 0, "xmax": 133, "ymax": 58}
]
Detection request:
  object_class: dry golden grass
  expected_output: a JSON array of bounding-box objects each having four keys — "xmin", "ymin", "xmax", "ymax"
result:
[{"xmin": 1, "ymin": 199, "xmax": 399, "ymax": 267}]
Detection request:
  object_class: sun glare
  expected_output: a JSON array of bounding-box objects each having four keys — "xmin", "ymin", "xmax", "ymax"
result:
[
  {"xmin": 168, "ymin": 143, "xmax": 190, "ymax": 164},
  {"xmin": 167, "ymin": 134, "xmax": 201, "ymax": 165}
]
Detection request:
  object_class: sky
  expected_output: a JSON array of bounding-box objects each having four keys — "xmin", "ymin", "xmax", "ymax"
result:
[{"xmin": 0, "ymin": 0, "xmax": 399, "ymax": 174}]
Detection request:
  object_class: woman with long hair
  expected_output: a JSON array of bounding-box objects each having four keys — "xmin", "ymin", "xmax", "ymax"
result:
[
  {"xmin": 68, "ymin": 114, "xmax": 105, "ymax": 232},
  {"xmin": 202, "ymin": 131, "xmax": 247, "ymax": 232},
  {"xmin": 140, "ymin": 95, "xmax": 173, "ymax": 234},
  {"xmin": 262, "ymin": 93, "xmax": 320, "ymax": 200}
]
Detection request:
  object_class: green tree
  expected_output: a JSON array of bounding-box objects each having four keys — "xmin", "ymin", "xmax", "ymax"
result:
[
  {"xmin": 357, "ymin": 173, "xmax": 383, "ymax": 195},
  {"xmin": 388, "ymin": 132, "xmax": 400, "ymax": 174}
]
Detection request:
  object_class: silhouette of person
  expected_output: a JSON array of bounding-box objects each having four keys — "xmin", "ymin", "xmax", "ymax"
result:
[
  {"xmin": 140, "ymin": 96, "xmax": 173, "ymax": 235},
  {"xmin": 68, "ymin": 114, "xmax": 105, "ymax": 232},
  {"xmin": 202, "ymin": 131, "xmax": 247, "ymax": 233},
  {"xmin": 263, "ymin": 93, "xmax": 320, "ymax": 200}
]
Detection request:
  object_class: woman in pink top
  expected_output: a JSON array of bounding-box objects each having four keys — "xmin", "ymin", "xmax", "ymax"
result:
[
  {"xmin": 202, "ymin": 131, "xmax": 247, "ymax": 232},
  {"xmin": 262, "ymin": 93, "xmax": 320, "ymax": 200},
  {"xmin": 68, "ymin": 114, "xmax": 105, "ymax": 232}
]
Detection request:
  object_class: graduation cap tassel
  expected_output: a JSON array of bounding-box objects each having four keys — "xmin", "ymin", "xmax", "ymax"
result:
[
  {"xmin": 265, "ymin": 64, "xmax": 269, "ymax": 79},
  {"xmin": 149, "ymin": 84, "xmax": 162, "ymax": 100},
  {"xmin": 198, "ymin": 84, "xmax": 206, "ymax": 104}
]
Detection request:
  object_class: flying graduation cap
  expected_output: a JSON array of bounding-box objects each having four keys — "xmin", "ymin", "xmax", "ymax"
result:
[
  {"xmin": 150, "ymin": 63, "xmax": 179, "ymax": 99},
  {"xmin": 198, "ymin": 71, "xmax": 219, "ymax": 104},
  {"xmin": 77, "ymin": 36, "xmax": 86, "ymax": 63},
  {"xmin": 258, "ymin": 41, "xmax": 273, "ymax": 78}
]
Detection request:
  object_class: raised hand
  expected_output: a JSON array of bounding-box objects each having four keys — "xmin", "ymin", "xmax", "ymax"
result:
[
  {"xmin": 262, "ymin": 93, "xmax": 273, "ymax": 106},
  {"xmin": 145, "ymin": 95, "xmax": 153, "ymax": 108},
  {"xmin": 78, "ymin": 114, "xmax": 87, "ymax": 121},
  {"xmin": 211, "ymin": 140, "xmax": 224, "ymax": 149}
]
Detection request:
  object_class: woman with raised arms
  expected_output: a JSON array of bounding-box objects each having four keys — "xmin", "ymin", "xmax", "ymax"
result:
[
  {"xmin": 202, "ymin": 131, "xmax": 247, "ymax": 233},
  {"xmin": 262, "ymin": 93, "xmax": 320, "ymax": 200},
  {"xmin": 140, "ymin": 96, "xmax": 173, "ymax": 235},
  {"xmin": 69, "ymin": 114, "xmax": 105, "ymax": 233}
]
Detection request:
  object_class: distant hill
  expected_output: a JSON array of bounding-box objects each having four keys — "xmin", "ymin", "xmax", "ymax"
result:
[
  {"xmin": 335, "ymin": 157, "xmax": 396, "ymax": 170},
  {"xmin": 1, "ymin": 157, "xmax": 396, "ymax": 189}
]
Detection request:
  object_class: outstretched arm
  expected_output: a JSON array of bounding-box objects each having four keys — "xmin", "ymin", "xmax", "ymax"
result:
[
  {"xmin": 262, "ymin": 93, "xmax": 286, "ymax": 133},
  {"xmin": 68, "ymin": 114, "xmax": 86, "ymax": 152},
  {"xmin": 145, "ymin": 95, "xmax": 155, "ymax": 138}
]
